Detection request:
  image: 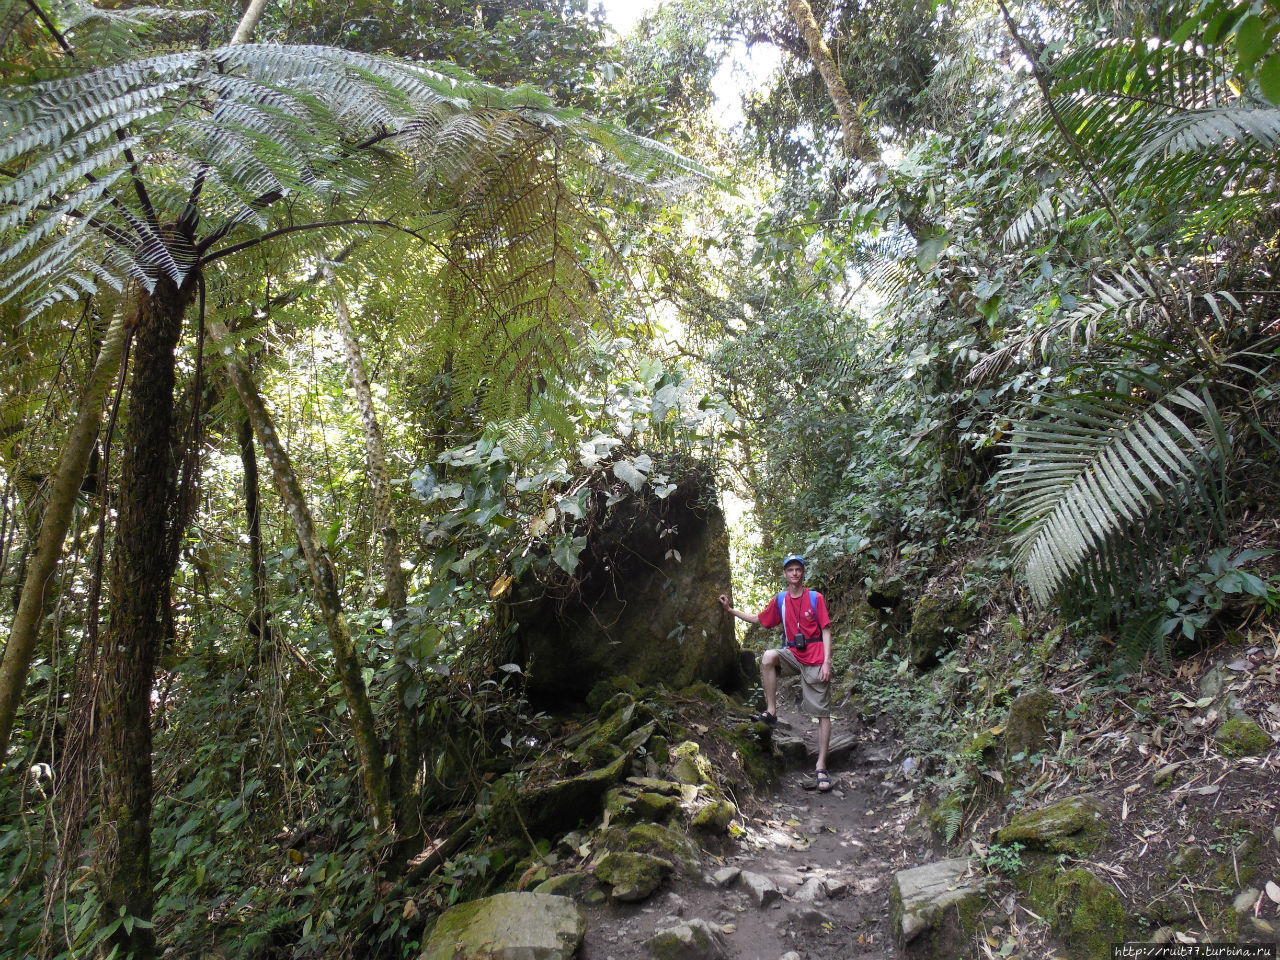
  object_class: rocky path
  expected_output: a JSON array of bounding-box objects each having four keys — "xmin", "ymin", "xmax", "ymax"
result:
[{"xmin": 579, "ymin": 711, "xmax": 922, "ymax": 960}]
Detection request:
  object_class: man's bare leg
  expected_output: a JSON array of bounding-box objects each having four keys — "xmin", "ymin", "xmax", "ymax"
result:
[
  {"xmin": 761, "ymin": 649, "xmax": 780, "ymax": 717},
  {"xmin": 816, "ymin": 716, "xmax": 831, "ymax": 771}
]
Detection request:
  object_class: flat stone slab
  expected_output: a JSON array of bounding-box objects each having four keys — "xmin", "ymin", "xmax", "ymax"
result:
[
  {"xmin": 772, "ymin": 731, "xmax": 858, "ymax": 764},
  {"xmin": 643, "ymin": 918, "xmax": 728, "ymax": 960},
  {"xmin": 738, "ymin": 870, "xmax": 783, "ymax": 907},
  {"xmin": 420, "ymin": 891, "xmax": 586, "ymax": 960},
  {"xmin": 709, "ymin": 866, "xmax": 740, "ymax": 888},
  {"xmin": 891, "ymin": 858, "xmax": 989, "ymax": 954}
]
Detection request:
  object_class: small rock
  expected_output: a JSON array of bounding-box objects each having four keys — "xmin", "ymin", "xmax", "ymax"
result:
[
  {"xmin": 1234, "ymin": 889, "xmax": 1260, "ymax": 914},
  {"xmin": 788, "ymin": 906, "xmax": 830, "ymax": 930},
  {"xmin": 710, "ymin": 866, "xmax": 740, "ymax": 888},
  {"xmin": 1200, "ymin": 664, "xmax": 1229, "ymax": 698},
  {"xmin": 642, "ymin": 919, "xmax": 727, "ymax": 960},
  {"xmin": 664, "ymin": 892, "xmax": 688, "ymax": 917},
  {"xmin": 824, "ymin": 878, "xmax": 848, "ymax": 898},
  {"xmin": 902, "ymin": 757, "xmax": 919, "ymax": 776},
  {"xmin": 781, "ymin": 953, "xmax": 802, "ymax": 960},
  {"xmin": 533, "ymin": 871, "xmax": 595, "ymax": 900},
  {"xmin": 794, "ymin": 877, "xmax": 828, "ymax": 903},
  {"xmin": 738, "ymin": 870, "xmax": 783, "ymax": 908},
  {"xmin": 718, "ymin": 923, "xmax": 736, "ymax": 934},
  {"xmin": 1152, "ymin": 927, "xmax": 1176, "ymax": 944}
]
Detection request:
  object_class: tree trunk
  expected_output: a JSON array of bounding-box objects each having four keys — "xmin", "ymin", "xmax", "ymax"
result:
[
  {"xmin": 327, "ymin": 280, "xmax": 421, "ymax": 839},
  {"xmin": 211, "ymin": 318, "xmax": 393, "ymax": 831},
  {"xmin": 238, "ymin": 415, "xmax": 272, "ymax": 659},
  {"xmin": 0, "ymin": 310, "xmax": 127, "ymax": 757},
  {"xmin": 96, "ymin": 276, "xmax": 195, "ymax": 960},
  {"xmin": 785, "ymin": 0, "xmax": 878, "ymax": 162}
]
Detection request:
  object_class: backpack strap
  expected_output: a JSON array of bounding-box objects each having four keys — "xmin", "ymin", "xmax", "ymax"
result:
[{"xmin": 778, "ymin": 591, "xmax": 819, "ymax": 638}]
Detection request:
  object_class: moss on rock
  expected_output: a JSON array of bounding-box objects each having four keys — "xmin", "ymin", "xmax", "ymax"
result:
[
  {"xmin": 594, "ymin": 850, "xmax": 673, "ymax": 902},
  {"xmin": 669, "ymin": 740, "xmax": 712, "ymax": 786},
  {"xmin": 1004, "ymin": 687, "xmax": 1059, "ymax": 760},
  {"xmin": 625, "ymin": 822, "xmax": 702, "ymax": 874},
  {"xmin": 588, "ymin": 679, "xmax": 641, "ymax": 712},
  {"xmin": 690, "ymin": 798, "xmax": 736, "ymax": 834},
  {"xmin": 496, "ymin": 750, "xmax": 631, "ymax": 837},
  {"xmin": 1215, "ymin": 716, "xmax": 1271, "ymax": 756},
  {"xmin": 1053, "ymin": 869, "xmax": 1127, "ymax": 960},
  {"xmin": 1020, "ymin": 866, "xmax": 1126, "ymax": 960},
  {"xmin": 604, "ymin": 787, "xmax": 679, "ymax": 825},
  {"xmin": 995, "ymin": 795, "xmax": 1108, "ymax": 855},
  {"xmin": 905, "ymin": 591, "xmax": 979, "ymax": 670}
]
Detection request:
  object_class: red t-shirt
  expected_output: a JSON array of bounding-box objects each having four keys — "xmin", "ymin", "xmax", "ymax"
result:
[{"xmin": 758, "ymin": 591, "xmax": 831, "ymax": 665}]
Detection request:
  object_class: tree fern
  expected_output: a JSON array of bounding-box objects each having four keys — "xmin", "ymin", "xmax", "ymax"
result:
[{"xmin": 0, "ymin": 43, "xmax": 706, "ymax": 316}]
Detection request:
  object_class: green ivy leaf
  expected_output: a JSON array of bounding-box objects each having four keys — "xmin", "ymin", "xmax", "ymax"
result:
[{"xmin": 551, "ymin": 536, "xmax": 587, "ymax": 573}]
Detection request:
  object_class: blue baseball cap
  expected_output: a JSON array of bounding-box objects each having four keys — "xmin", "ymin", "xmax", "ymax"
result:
[{"xmin": 781, "ymin": 554, "xmax": 806, "ymax": 570}]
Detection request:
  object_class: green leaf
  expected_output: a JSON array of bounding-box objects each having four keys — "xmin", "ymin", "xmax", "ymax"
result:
[
  {"xmin": 915, "ymin": 230, "xmax": 947, "ymax": 270},
  {"xmin": 1260, "ymin": 52, "xmax": 1280, "ymax": 104},
  {"xmin": 1235, "ymin": 16, "xmax": 1268, "ymax": 70},
  {"xmin": 1204, "ymin": 3, "xmax": 1248, "ymax": 45},
  {"xmin": 613, "ymin": 460, "xmax": 646, "ymax": 491}
]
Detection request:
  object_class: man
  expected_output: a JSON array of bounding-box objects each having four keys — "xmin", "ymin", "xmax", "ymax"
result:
[{"xmin": 719, "ymin": 554, "xmax": 834, "ymax": 792}]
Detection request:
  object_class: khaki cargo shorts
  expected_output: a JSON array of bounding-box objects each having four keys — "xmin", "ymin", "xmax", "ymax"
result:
[{"xmin": 776, "ymin": 647, "xmax": 831, "ymax": 718}]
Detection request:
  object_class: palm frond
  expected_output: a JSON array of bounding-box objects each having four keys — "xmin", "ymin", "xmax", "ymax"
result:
[
  {"xmin": 1000, "ymin": 383, "xmax": 1227, "ymax": 606},
  {"xmin": 972, "ymin": 264, "xmax": 1238, "ymax": 382},
  {"xmin": 1002, "ymin": 185, "xmax": 1081, "ymax": 249},
  {"xmin": 1039, "ymin": 27, "xmax": 1280, "ymax": 243}
]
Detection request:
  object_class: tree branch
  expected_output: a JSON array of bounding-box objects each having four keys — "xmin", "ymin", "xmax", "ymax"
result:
[{"xmin": 203, "ymin": 218, "xmax": 426, "ymax": 264}]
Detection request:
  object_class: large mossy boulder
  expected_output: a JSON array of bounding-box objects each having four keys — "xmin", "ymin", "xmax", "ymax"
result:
[
  {"xmin": 497, "ymin": 750, "xmax": 630, "ymax": 837},
  {"xmin": 995, "ymin": 795, "xmax": 1108, "ymax": 856},
  {"xmin": 1021, "ymin": 867, "xmax": 1126, "ymax": 960},
  {"xmin": 507, "ymin": 482, "xmax": 743, "ymax": 701},
  {"xmin": 905, "ymin": 590, "xmax": 980, "ymax": 669},
  {"xmin": 419, "ymin": 892, "xmax": 586, "ymax": 960}
]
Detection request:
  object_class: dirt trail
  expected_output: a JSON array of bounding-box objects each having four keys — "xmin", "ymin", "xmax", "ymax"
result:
[{"xmin": 580, "ymin": 705, "xmax": 924, "ymax": 960}]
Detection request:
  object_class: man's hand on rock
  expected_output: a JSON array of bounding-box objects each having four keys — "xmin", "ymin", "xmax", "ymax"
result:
[{"xmin": 718, "ymin": 594, "xmax": 730, "ymax": 610}]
